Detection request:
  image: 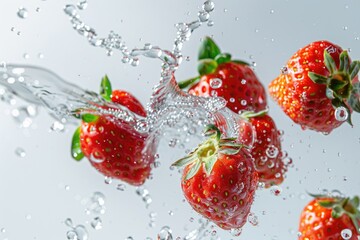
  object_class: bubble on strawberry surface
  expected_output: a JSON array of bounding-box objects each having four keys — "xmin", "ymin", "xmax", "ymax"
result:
[
  {"xmin": 90, "ymin": 217, "xmax": 102, "ymax": 230},
  {"xmin": 17, "ymin": 7, "xmax": 28, "ymax": 19},
  {"xmin": 15, "ymin": 147, "xmax": 26, "ymax": 158},
  {"xmin": 334, "ymin": 106, "xmax": 348, "ymax": 122},
  {"xmin": 157, "ymin": 226, "xmax": 173, "ymax": 240},
  {"xmin": 240, "ymin": 100, "xmax": 247, "ymax": 106},
  {"xmin": 270, "ymin": 186, "xmax": 282, "ymax": 196},
  {"xmin": 341, "ymin": 229, "xmax": 352, "ymax": 239},
  {"xmin": 265, "ymin": 145, "xmax": 279, "ymax": 158},
  {"xmin": 209, "ymin": 78, "xmax": 222, "ymax": 89}
]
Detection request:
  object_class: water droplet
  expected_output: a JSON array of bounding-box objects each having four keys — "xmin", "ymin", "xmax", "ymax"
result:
[
  {"xmin": 65, "ymin": 218, "xmax": 73, "ymax": 227},
  {"xmin": 207, "ymin": 20, "xmax": 214, "ymax": 27},
  {"xmin": 241, "ymin": 79, "xmax": 247, "ymax": 85},
  {"xmin": 341, "ymin": 229, "xmax": 352, "ymax": 239},
  {"xmin": 117, "ymin": 184, "xmax": 126, "ymax": 191},
  {"xmin": 270, "ymin": 186, "xmax": 282, "ymax": 196},
  {"xmin": 343, "ymin": 26, "xmax": 348, "ymax": 31},
  {"xmin": 36, "ymin": 7, "xmax": 41, "ymax": 12},
  {"xmin": 17, "ymin": 7, "xmax": 28, "ymax": 19},
  {"xmin": 38, "ymin": 53, "xmax": 45, "ymax": 59},
  {"xmin": 335, "ymin": 106, "xmax": 348, "ymax": 121},
  {"xmin": 209, "ymin": 78, "xmax": 222, "ymax": 89},
  {"xmin": 15, "ymin": 147, "xmax": 26, "ymax": 158},
  {"xmin": 203, "ymin": 1, "xmax": 215, "ymax": 12},
  {"xmin": 11, "ymin": 107, "xmax": 33, "ymax": 128},
  {"xmin": 10, "ymin": 27, "xmax": 15, "ymax": 32},
  {"xmin": 265, "ymin": 145, "xmax": 279, "ymax": 158},
  {"xmin": 65, "ymin": 185, "xmax": 70, "ymax": 191},
  {"xmin": 230, "ymin": 228, "xmax": 242, "ymax": 237},
  {"xmin": 168, "ymin": 138, "xmax": 178, "ymax": 148},
  {"xmin": 247, "ymin": 212, "xmax": 259, "ymax": 226},
  {"xmin": 25, "ymin": 214, "xmax": 32, "ymax": 220},
  {"xmin": 168, "ymin": 210, "xmax": 174, "ymax": 216},
  {"xmin": 23, "ymin": 53, "xmax": 30, "ymax": 59},
  {"xmin": 67, "ymin": 225, "xmax": 88, "ymax": 240},
  {"xmin": 104, "ymin": 176, "xmax": 112, "ymax": 184},
  {"xmin": 77, "ymin": 0, "xmax": 88, "ymax": 10},
  {"xmin": 270, "ymin": 9, "xmax": 275, "ymax": 14},
  {"xmin": 17, "ymin": 31, "xmax": 22, "ymax": 36},
  {"xmin": 1, "ymin": 228, "xmax": 5, "ymax": 233},
  {"xmin": 198, "ymin": 11, "xmax": 210, "ymax": 22},
  {"xmin": 229, "ymin": 98, "xmax": 235, "ymax": 103},
  {"xmin": 126, "ymin": 237, "xmax": 134, "ymax": 240},
  {"xmin": 91, "ymin": 217, "xmax": 102, "ymax": 230},
  {"xmin": 136, "ymin": 187, "xmax": 152, "ymax": 207},
  {"xmin": 50, "ymin": 120, "xmax": 65, "ymax": 133},
  {"xmin": 241, "ymin": 100, "xmax": 247, "ymax": 106},
  {"xmin": 64, "ymin": 5, "xmax": 77, "ymax": 17},
  {"xmin": 281, "ymin": 66, "xmax": 288, "ymax": 74},
  {"xmin": 158, "ymin": 226, "xmax": 173, "ymax": 240},
  {"xmin": 130, "ymin": 58, "xmax": 140, "ymax": 67}
]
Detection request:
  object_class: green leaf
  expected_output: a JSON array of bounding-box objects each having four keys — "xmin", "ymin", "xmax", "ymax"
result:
[
  {"xmin": 318, "ymin": 200, "xmax": 336, "ymax": 208},
  {"xmin": 240, "ymin": 109, "xmax": 269, "ymax": 120},
  {"xmin": 350, "ymin": 196, "xmax": 360, "ymax": 208},
  {"xmin": 204, "ymin": 156, "xmax": 217, "ymax": 176},
  {"xmin": 198, "ymin": 36, "xmax": 221, "ymax": 60},
  {"xmin": 308, "ymin": 72, "xmax": 328, "ymax": 84},
  {"xmin": 332, "ymin": 205, "xmax": 344, "ymax": 218},
  {"xmin": 215, "ymin": 53, "xmax": 232, "ymax": 64},
  {"xmin": 172, "ymin": 153, "xmax": 198, "ymax": 167},
  {"xmin": 324, "ymin": 50, "xmax": 337, "ymax": 74},
  {"xmin": 204, "ymin": 124, "xmax": 221, "ymax": 140},
  {"xmin": 198, "ymin": 59, "xmax": 218, "ymax": 76},
  {"xmin": 232, "ymin": 60, "xmax": 250, "ymax": 66},
  {"xmin": 71, "ymin": 127, "xmax": 84, "ymax": 161},
  {"xmin": 81, "ymin": 114, "xmax": 99, "ymax": 123},
  {"xmin": 350, "ymin": 61, "xmax": 360, "ymax": 80},
  {"xmin": 177, "ymin": 76, "xmax": 201, "ymax": 89},
  {"xmin": 339, "ymin": 50, "xmax": 349, "ymax": 72},
  {"xmin": 219, "ymin": 148, "xmax": 240, "ymax": 155},
  {"xmin": 348, "ymin": 93, "xmax": 360, "ymax": 113},
  {"xmin": 185, "ymin": 161, "xmax": 202, "ymax": 180},
  {"xmin": 100, "ymin": 75, "xmax": 112, "ymax": 101},
  {"xmin": 328, "ymin": 78, "xmax": 348, "ymax": 91}
]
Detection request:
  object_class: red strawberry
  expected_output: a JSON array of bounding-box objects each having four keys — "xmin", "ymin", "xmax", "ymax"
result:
[
  {"xmin": 172, "ymin": 125, "xmax": 258, "ymax": 231},
  {"xmin": 298, "ymin": 194, "xmax": 360, "ymax": 240},
  {"xmin": 71, "ymin": 76, "xmax": 155, "ymax": 186},
  {"xmin": 269, "ymin": 40, "xmax": 360, "ymax": 133},
  {"xmin": 239, "ymin": 110, "xmax": 286, "ymax": 188},
  {"xmin": 179, "ymin": 37, "xmax": 267, "ymax": 113}
]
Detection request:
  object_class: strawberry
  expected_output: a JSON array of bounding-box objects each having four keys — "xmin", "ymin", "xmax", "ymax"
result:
[
  {"xmin": 71, "ymin": 76, "xmax": 154, "ymax": 186},
  {"xmin": 298, "ymin": 193, "xmax": 360, "ymax": 239},
  {"xmin": 239, "ymin": 110, "xmax": 286, "ymax": 188},
  {"xmin": 172, "ymin": 125, "xmax": 258, "ymax": 231},
  {"xmin": 178, "ymin": 37, "xmax": 267, "ymax": 113},
  {"xmin": 269, "ymin": 40, "xmax": 360, "ymax": 133}
]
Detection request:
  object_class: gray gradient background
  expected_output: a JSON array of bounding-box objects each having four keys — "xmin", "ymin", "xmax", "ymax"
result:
[{"xmin": 0, "ymin": 0, "xmax": 360, "ymax": 239}]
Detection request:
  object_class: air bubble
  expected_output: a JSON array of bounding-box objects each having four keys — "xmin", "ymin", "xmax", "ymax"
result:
[
  {"xmin": 117, "ymin": 184, "xmax": 126, "ymax": 191},
  {"xmin": 335, "ymin": 107, "xmax": 348, "ymax": 121},
  {"xmin": 104, "ymin": 176, "xmax": 112, "ymax": 184},
  {"xmin": 198, "ymin": 11, "xmax": 210, "ymax": 22},
  {"xmin": 247, "ymin": 212, "xmax": 259, "ymax": 226},
  {"xmin": 209, "ymin": 78, "xmax": 222, "ymax": 89},
  {"xmin": 230, "ymin": 228, "xmax": 242, "ymax": 237},
  {"xmin": 229, "ymin": 98, "xmax": 235, "ymax": 103},
  {"xmin": 265, "ymin": 145, "xmax": 279, "ymax": 158},
  {"xmin": 17, "ymin": 7, "xmax": 28, "ymax": 19},
  {"xmin": 341, "ymin": 229, "xmax": 352, "ymax": 239},
  {"xmin": 241, "ymin": 100, "xmax": 247, "ymax": 106},
  {"xmin": 281, "ymin": 66, "xmax": 288, "ymax": 74},
  {"xmin": 207, "ymin": 20, "xmax": 214, "ymax": 27},
  {"xmin": 203, "ymin": 1, "xmax": 215, "ymax": 12}
]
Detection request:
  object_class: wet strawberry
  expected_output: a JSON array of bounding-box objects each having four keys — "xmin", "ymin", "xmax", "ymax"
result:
[
  {"xmin": 269, "ymin": 40, "xmax": 360, "ymax": 133},
  {"xmin": 179, "ymin": 37, "xmax": 267, "ymax": 113},
  {"xmin": 71, "ymin": 76, "xmax": 155, "ymax": 186},
  {"xmin": 239, "ymin": 110, "xmax": 286, "ymax": 188},
  {"xmin": 299, "ymin": 193, "xmax": 360, "ymax": 240},
  {"xmin": 173, "ymin": 125, "xmax": 258, "ymax": 231}
]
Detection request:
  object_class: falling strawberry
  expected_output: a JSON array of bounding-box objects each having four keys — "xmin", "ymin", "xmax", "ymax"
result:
[
  {"xmin": 238, "ymin": 110, "xmax": 286, "ymax": 188},
  {"xmin": 172, "ymin": 125, "xmax": 258, "ymax": 230},
  {"xmin": 269, "ymin": 40, "xmax": 360, "ymax": 133},
  {"xmin": 71, "ymin": 76, "xmax": 155, "ymax": 186},
  {"xmin": 298, "ymin": 193, "xmax": 360, "ymax": 240},
  {"xmin": 178, "ymin": 36, "xmax": 267, "ymax": 113}
]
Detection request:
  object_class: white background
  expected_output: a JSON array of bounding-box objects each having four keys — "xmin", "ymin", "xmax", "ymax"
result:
[{"xmin": 0, "ymin": 0, "xmax": 360, "ymax": 239}]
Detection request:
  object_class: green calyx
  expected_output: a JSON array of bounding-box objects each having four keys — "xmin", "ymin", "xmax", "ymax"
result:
[
  {"xmin": 178, "ymin": 36, "xmax": 250, "ymax": 89},
  {"xmin": 100, "ymin": 75, "xmax": 112, "ymax": 102},
  {"xmin": 239, "ymin": 108, "xmax": 269, "ymax": 121},
  {"xmin": 172, "ymin": 124, "xmax": 243, "ymax": 180},
  {"xmin": 308, "ymin": 50, "xmax": 360, "ymax": 125},
  {"xmin": 71, "ymin": 126, "xmax": 84, "ymax": 161},
  {"xmin": 309, "ymin": 193, "xmax": 360, "ymax": 234}
]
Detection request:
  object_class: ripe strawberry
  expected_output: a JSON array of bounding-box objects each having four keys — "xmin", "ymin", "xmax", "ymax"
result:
[
  {"xmin": 298, "ymin": 193, "xmax": 360, "ymax": 240},
  {"xmin": 239, "ymin": 110, "xmax": 286, "ymax": 188},
  {"xmin": 172, "ymin": 125, "xmax": 258, "ymax": 231},
  {"xmin": 71, "ymin": 76, "xmax": 154, "ymax": 186},
  {"xmin": 269, "ymin": 40, "xmax": 360, "ymax": 133},
  {"xmin": 179, "ymin": 37, "xmax": 267, "ymax": 113}
]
